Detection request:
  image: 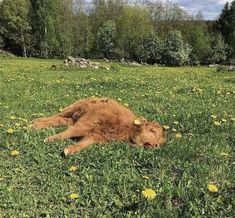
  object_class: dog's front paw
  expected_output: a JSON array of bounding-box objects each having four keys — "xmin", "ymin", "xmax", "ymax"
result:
[
  {"xmin": 44, "ymin": 136, "xmax": 54, "ymax": 143},
  {"xmin": 63, "ymin": 147, "xmax": 69, "ymax": 156}
]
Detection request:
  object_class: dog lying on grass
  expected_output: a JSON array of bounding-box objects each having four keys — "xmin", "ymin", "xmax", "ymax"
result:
[{"xmin": 31, "ymin": 97, "xmax": 166, "ymax": 156}]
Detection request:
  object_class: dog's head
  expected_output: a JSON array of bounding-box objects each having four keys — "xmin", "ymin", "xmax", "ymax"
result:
[{"xmin": 131, "ymin": 118, "xmax": 166, "ymax": 148}]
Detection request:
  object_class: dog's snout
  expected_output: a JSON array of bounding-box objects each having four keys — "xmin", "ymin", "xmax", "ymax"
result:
[{"xmin": 71, "ymin": 114, "xmax": 78, "ymax": 121}]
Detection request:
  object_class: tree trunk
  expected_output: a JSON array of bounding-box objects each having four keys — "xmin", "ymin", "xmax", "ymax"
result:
[{"xmin": 21, "ymin": 26, "xmax": 27, "ymax": 58}]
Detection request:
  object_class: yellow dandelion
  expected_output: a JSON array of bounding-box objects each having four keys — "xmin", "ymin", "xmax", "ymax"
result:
[
  {"xmin": 142, "ymin": 175, "xmax": 150, "ymax": 179},
  {"xmin": 59, "ymin": 108, "xmax": 63, "ymax": 112},
  {"xmin": 220, "ymin": 152, "xmax": 229, "ymax": 157},
  {"xmin": 11, "ymin": 150, "xmax": 19, "ymax": 156},
  {"xmin": 134, "ymin": 119, "xmax": 141, "ymax": 125},
  {"xmin": 10, "ymin": 116, "xmax": 16, "ymax": 120},
  {"xmin": 172, "ymin": 128, "xmax": 177, "ymax": 132},
  {"xmin": 208, "ymin": 184, "xmax": 218, "ymax": 193},
  {"xmin": 7, "ymin": 128, "xmax": 14, "ymax": 134},
  {"xmin": 69, "ymin": 166, "xmax": 77, "ymax": 172},
  {"xmin": 69, "ymin": 193, "xmax": 78, "ymax": 200},
  {"xmin": 163, "ymin": 125, "xmax": 170, "ymax": 130},
  {"xmin": 214, "ymin": 121, "xmax": 221, "ymax": 126},
  {"xmin": 211, "ymin": 115, "xmax": 217, "ymax": 119},
  {"xmin": 142, "ymin": 188, "xmax": 157, "ymax": 200},
  {"xmin": 124, "ymin": 103, "xmax": 129, "ymax": 107},
  {"xmin": 175, "ymin": 133, "xmax": 182, "ymax": 139}
]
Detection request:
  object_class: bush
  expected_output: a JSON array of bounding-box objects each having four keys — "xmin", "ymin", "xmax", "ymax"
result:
[
  {"xmin": 137, "ymin": 32, "xmax": 163, "ymax": 64},
  {"xmin": 162, "ymin": 30, "xmax": 191, "ymax": 66}
]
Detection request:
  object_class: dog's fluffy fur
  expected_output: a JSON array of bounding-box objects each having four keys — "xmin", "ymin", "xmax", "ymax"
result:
[{"xmin": 31, "ymin": 97, "xmax": 166, "ymax": 156}]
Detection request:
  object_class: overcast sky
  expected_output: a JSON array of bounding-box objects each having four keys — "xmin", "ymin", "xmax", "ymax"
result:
[{"xmin": 169, "ymin": 0, "xmax": 233, "ymax": 20}]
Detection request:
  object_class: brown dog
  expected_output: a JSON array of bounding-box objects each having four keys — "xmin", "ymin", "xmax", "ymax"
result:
[{"xmin": 31, "ymin": 97, "xmax": 166, "ymax": 156}]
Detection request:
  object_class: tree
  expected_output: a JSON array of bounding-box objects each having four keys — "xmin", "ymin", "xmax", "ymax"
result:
[
  {"xmin": 207, "ymin": 34, "xmax": 227, "ymax": 64},
  {"xmin": 188, "ymin": 26, "xmax": 211, "ymax": 65},
  {"xmin": 163, "ymin": 30, "xmax": 191, "ymax": 66},
  {"xmin": 137, "ymin": 32, "xmax": 163, "ymax": 64},
  {"xmin": 96, "ymin": 20, "xmax": 117, "ymax": 58},
  {"xmin": 215, "ymin": 1, "xmax": 235, "ymax": 59},
  {"xmin": 117, "ymin": 6, "xmax": 153, "ymax": 59},
  {"xmin": 0, "ymin": 0, "xmax": 31, "ymax": 57},
  {"xmin": 29, "ymin": 0, "xmax": 60, "ymax": 56}
]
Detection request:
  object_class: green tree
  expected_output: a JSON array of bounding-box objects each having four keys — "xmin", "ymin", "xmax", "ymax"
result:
[
  {"xmin": 215, "ymin": 1, "xmax": 235, "ymax": 59},
  {"xmin": 137, "ymin": 32, "xmax": 163, "ymax": 64},
  {"xmin": 163, "ymin": 30, "xmax": 191, "ymax": 66},
  {"xmin": 117, "ymin": 6, "xmax": 153, "ymax": 59},
  {"xmin": 96, "ymin": 20, "xmax": 117, "ymax": 58},
  {"xmin": 207, "ymin": 34, "xmax": 227, "ymax": 64},
  {"xmin": 1, "ymin": 0, "xmax": 31, "ymax": 57},
  {"xmin": 29, "ymin": 0, "xmax": 60, "ymax": 56}
]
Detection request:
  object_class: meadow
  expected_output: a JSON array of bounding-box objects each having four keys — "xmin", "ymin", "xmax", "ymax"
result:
[{"xmin": 0, "ymin": 58, "xmax": 234, "ymax": 217}]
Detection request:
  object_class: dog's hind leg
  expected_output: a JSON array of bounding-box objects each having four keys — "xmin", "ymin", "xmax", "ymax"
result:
[{"xmin": 31, "ymin": 116, "xmax": 73, "ymax": 129}]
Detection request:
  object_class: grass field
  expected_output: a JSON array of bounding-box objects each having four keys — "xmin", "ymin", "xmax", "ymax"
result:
[{"xmin": 0, "ymin": 58, "xmax": 234, "ymax": 217}]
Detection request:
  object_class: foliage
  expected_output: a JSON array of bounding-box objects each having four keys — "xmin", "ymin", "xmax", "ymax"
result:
[
  {"xmin": 0, "ymin": 58, "xmax": 234, "ymax": 216},
  {"xmin": 207, "ymin": 34, "xmax": 227, "ymax": 64},
  {"xmin": 0, "ymin": 0, "xmax": 31, "ymax": 57},
  {"xmin": 97, "ymin": 20, "xmax": 117, "ymax": 58},
  {"xmin": 137, "ymin": 32, "xmax": 163, "ymax": 64},
  {"xmin": 163, "ymin": 30, "xmax": 191, "ymax": 66}
]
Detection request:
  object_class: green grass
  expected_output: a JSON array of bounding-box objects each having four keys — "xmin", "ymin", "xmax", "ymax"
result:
[{"xmin": 0, "ymin": 58, "xmax": 234, "ymax": 217}]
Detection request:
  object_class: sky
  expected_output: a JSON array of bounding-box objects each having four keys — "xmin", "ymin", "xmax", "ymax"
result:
[{"xmin": 169, "ymin": 0, "xmax": 233, "ymax": 20}]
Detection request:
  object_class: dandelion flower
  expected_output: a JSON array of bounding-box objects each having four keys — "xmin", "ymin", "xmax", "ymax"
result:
[
  {"xmin": 163, "ymin": 125, "xmax": 170, "ymax": 130},
  {"xmin": 69, "ymin": 166, "xmax": 77, "ymax": 172},
  {"xmin": 7, "ymin": 128, "xmax": 14, "ymax": 134},
  {"xmin": 142, "ymin": 175, "xmax": 150, "ymax": 179},
  {"xmin": 69, "ymin": 193, "xmax": 78, "ymax": 200},
  {"xmin": 11, "ymin": 150, "xmax": 19, "ymax": 156},
  {"xmin": 142, "ymin": 188, "xmax": 157, "ymax": 200},
  {"xmin": 208, "ymin": 184, "xmax": 218, "ymax": 192},
  {"xmin": 211, "ymin": 115, "xmax": 217, "ymax": 119},
  {"xmin": 175, "ymin": 133, "xmax": 182, "ymax": 139},
  {"xmin": 220, "ymin": 152, "xmax": 229, "ymax": 157},
  {"xmin": 214, "ymin": 121, "xmax": 221, "ymax": 126},
  {"xmin": 173, "ymin": 121, "xmax": 179, "ymax": 125},
  {"xmin": 172, "ymin": 128, "xmax": 177, "ymax": 132},
  {"xmin": 59, "ymin": 108, "xmax": 63, "ymax": 112},
  {"xmin": 10, "ymin": 116, "xmax": 16, "ymax": 120},
  {"xmin": 124, "ymin": 103, "xmax": 129, "ymax": 107}
]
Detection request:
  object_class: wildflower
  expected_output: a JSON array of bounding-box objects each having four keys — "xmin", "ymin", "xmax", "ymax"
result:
[
  {"xmin": 163, "ymin": 125, "xmax": 170, "ymax": 130},
  {"xmin": 214, "ymin": 121, "xmax": 221, "ymax": 126},
  {"xmin": 208, "ymin": 184, "xmax": 218, "ymax": 193},
  {"xmin": 211, "ymin": 115, "xmax": 217, "ymax": 119},
  {"xmin": 69, "ymin": 166, "xmax": 77, "ymax": 172},
  {"xmin": 124, "ymin": 103, "xmax": 129, "ymax": 107},
  {"xmin": 172, "ymin": 128, "xmax": 177, "ymax": 132},
  {"xmin": 173, "ymin": 121, "xmax": 179, "ymax": 125},
  {"xmin": 59, "ymin": 108, "xmax": 63, "ymax": 112},
  {"xmin": 142, "ymin": 188, "xmax": 157, "ymax": 200},
  {"xmin": 69, "ymin": 193, "xmax": 78, "ymax": 200},
  {"xmin": 142, "ymin": 175, "xmax": 150, "ymax": 179},
  {"xmin": 220, "ymin": 152, "xmax": 229, "ymax": 157},
  {"xmin": 175, "ymin": 133, "xmax": 182, "ymax": 139},
  {"xmin": 7, "ymin": 128, "xmax": 14, "ymax": 134},
  {"xmin": 11, "ymin": 150, "xmax": 19, "ymax": 156}
]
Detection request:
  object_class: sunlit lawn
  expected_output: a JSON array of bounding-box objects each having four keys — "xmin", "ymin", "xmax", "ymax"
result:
[{"xmin": 0, "ymin": 58, "xmax": 234, "ymax": 217}]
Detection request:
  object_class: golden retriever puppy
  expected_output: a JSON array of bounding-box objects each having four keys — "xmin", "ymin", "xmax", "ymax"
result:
[{"xmin": 31, "ymin": 97, "xmax": 166, "ymax": 156}]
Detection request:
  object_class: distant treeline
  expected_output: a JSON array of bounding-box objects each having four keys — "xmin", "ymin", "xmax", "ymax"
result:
[{"xmin": 0, "ymin": 0, "xmax": 235, "ymax": 66}]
